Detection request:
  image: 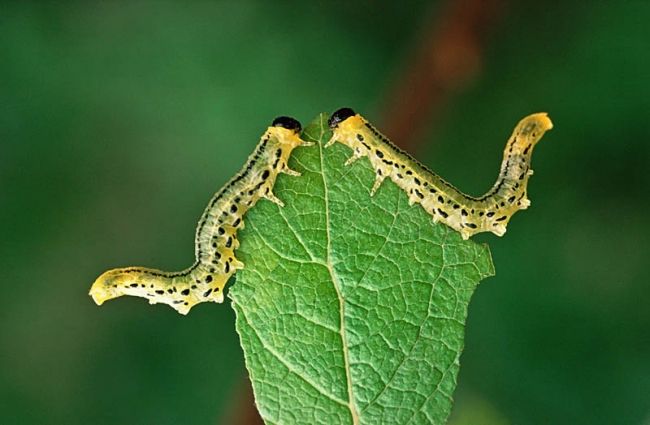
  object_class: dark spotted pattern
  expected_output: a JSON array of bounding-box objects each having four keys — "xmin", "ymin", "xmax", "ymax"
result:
[
  {"xmin": 326, "ymin": 109, "xmax": 552, "ymax": 239},
  {"xmin": 90, "ymin": 118, "xmax": 312, "ymax": 314}
]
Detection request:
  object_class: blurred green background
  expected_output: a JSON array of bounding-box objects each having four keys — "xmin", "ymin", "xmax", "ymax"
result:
[{"xmin": 1, "ymin": 1, "xmax": 648, "ymax": 424}]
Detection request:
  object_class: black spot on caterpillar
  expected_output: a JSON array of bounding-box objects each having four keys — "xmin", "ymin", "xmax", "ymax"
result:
[
  {"xmin": 89, "ymin": 116, "xmax": 312, "ymax": 315},
  {"xmin": 326, "ymin": 107, "xmax": 553, "ymax": 240}
]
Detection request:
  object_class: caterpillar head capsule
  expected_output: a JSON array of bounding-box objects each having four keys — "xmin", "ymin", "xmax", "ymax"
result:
[
  {"xmin": 328, "ymin": 107, "xmax": 356, "ymax": 128},
  {"xmin": 272, "ymin": 116, "xmax": 302, "ymax": 133}
]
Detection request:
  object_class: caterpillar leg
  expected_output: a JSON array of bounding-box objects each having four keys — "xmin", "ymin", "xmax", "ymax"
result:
[
  {"xmin": 325, "ymin": 136, "xmax": 337, "ymax": 148},
  {"xmin": 407, "ymin": 192, "xmax": 421, "ymax": 206},
  {"xmin": 431, "ymin": 212, "xmax": 441, "ymax": 224},
  {"xmin": 263, "ymin": 190, "xmax": 285, "ymax": 207},
  {"xmin": 281, "ymin": 166, "xmax": 301, "ymax": 177},
  {"xmin": 370, "ymin": 174, "xmax": 386, "ymax": 196},
  {"xmin": 491, "ymin": 225, "xmax": 507, "ymax": 237},
  {"xmin": 345, "ymin": 149, "xmax": 365, "ymax": 166}
]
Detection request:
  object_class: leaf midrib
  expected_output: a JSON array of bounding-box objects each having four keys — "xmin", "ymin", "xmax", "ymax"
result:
[{"xmin": 316, "ymin": 116, "xmax": 360, "ymax": 425}]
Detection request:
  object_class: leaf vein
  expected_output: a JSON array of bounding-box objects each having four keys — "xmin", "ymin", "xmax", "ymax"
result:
[{"xmin": 239, "ymin": 307, "xmax": 349, "ymax": 408}]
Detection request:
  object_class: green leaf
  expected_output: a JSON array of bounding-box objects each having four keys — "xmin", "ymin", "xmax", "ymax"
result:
[{"xmin": 229, "ymin": 114, "xmax": 495, "ymax": 425}]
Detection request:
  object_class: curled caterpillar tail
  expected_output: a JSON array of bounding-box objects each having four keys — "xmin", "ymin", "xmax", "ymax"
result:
[
  {"xmin": 90, "ymin": 116, "xmax": 309, "ymax": 314},
  {"xmin": 90, "ymin": 266, "xmax": 227, "ymax": 315},
  {"xmin": 327, "ymin": 108, "xmax": 553, "ymax": 240}
]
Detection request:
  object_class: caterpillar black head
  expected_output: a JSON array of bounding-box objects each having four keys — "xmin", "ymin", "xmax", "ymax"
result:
[
  {"xmin": 272, "ymin": 116, "xmax": 302, "ymax": 133},
  {"xmin": 328, "ymin": 107, "xmax": 356, "ymax": 129}
]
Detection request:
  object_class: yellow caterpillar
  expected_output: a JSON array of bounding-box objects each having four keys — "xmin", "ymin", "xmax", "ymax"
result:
[
  {"xmin": 326, "ymin": 108, "xmax": 552, "ymax": 239},
  {"xmin": 89, "ymin": 117, "xmax": 311, "ymax": 315}
]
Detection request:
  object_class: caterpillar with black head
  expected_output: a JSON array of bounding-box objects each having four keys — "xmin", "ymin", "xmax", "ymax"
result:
[
  {"xmin": 89, "ymin": 116, "xmax": 311, "ymax": 315},
  {"xmin": 326, "ymin": 108, "xmax": 553, "ymax": 240}
]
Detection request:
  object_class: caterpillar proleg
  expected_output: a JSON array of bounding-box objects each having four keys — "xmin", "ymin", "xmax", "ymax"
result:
[
  {"xmin": 326, "ymin": 108, "xmax": 552, "ymax": 240},
  {"xmin": 89, "ymin": 116, "xmax": 312, "ymax": 315}
]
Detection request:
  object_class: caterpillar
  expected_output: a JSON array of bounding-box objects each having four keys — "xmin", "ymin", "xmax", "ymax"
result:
[
  {"xmin": 89, "ymin": 116, "xmax": 311, "ymax": 315},
  {"xmin": 326, "ymin": 108, "xmax": 553, "ymax": 240}
]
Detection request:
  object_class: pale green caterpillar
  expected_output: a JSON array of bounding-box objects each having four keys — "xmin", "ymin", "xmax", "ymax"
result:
[
  {"xmin": 326, "ymin": 108, "xmax": 553, "ymax": 239},
  {"xmin": 89, "ymin": 117, "xmax": 312, "ymax": 315}
]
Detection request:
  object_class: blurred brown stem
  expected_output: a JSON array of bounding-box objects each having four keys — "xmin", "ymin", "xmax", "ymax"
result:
[
  {"xmin": 379, "ymin": 0, "xmax": 505, "ymax": 151},
  {"xmin": 219, "ymin": 376, "xmax": 264, "ymax": 425}
]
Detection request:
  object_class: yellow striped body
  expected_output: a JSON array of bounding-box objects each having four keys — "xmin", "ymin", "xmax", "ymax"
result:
[
  {"xmin": 327, "ymin": 110, "xmax": 552, "ymax": 240},
  {"xmin": 90, "ymin": 121, "xmax": 310, "ymax": 314}
]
